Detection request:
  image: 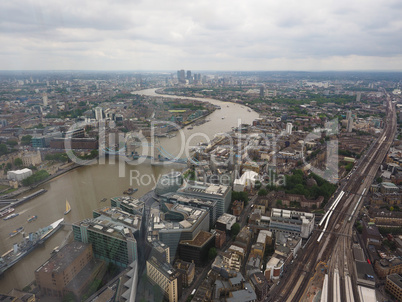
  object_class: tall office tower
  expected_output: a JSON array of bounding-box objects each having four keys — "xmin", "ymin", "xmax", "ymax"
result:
[
  {"xmin": 346, "ymin": 110, "xmax": 352, "ymax": 120},
  {"xmin": 177, "ymin": 70, "xmax": 186, "ymax": 84},
  {"xmin": 186, "ymin": 70, "xmax": 191, "ymax": 80},
  {"xmin": 42, "ymin": 93, "xmax": 48, "ymax": 106},
  {"xmin": 95, "ymin": 107, "xmax": 103, "ymax": 121},
  {"xmin": 286, "ymin": 122, "xmax": 293, "ymax": 135},
  {"xmin": 260, "ymin": 85, "xmax": 265, "ymax": 98},
  {"xmin": 146, "ymin": 256, "xmax": 181, "ymax": 302},
  {"xmin": 356, "ymin": 92, "xmax": 361, "ymax": 102},
  {"xmin": 347, "ymin": 117, "xmax": 353, "ymax": 132},
  {"xmin": 73, "ymin": 207, "xmax": 141, "ymax": 268}
]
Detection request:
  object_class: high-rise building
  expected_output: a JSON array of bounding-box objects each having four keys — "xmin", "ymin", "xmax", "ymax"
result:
[
  {"xmin": 176, "ymin": 182, "xmax": 232, "ymax": 218},
  {"xmin": 146, "ymin": 256, "xmax": 182, "ymax": 302},
  {"xmin": 150, "ymin": 203, "xmax": 210, "ymax": 262},
  {"xmin": 177, "ymin": 70, "xmax": 186, "ymax": 84},
  {"xmin": 286, "ymin": 122, "xmax": 293, "ymax": 135},
  {"xmin": 346, "ymin": 110, "xmax": 352, "ymax": 120},
  {"xmin": 95, "ymin": 107, "xmax": 103, "ymax": 121},
  {"xmin": 356, "ymin": 92, "xmax": 361, "ymax": 102},
  {"xmin": 42, "ymin": 93, "xmax": 48, "ymax": 106},
  {"xmin": 186, "ymin": 70, "xmax": 192, "ymax": 81},
  {"xmin": 73, "ymin": 208, "xmax": 140, "ymax": 268},
  {"xmin": 260, "ymin": 85, "xmax": 265, "ymax": 98},
  {"xmin": 347, "ymin": 117, "xmax": 353, "ymax": 132}
]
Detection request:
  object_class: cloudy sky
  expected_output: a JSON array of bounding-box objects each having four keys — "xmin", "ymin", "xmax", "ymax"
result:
[{"xmin": 1, "ymin": 0, "xmax": 402, "ymax": 71}]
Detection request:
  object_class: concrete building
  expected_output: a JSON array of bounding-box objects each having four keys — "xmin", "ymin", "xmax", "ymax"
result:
[
  {"xmin": 161, "ymin": 192, "xmax": 218, "ymax": 227},
  {"xmin": 146, "ymin": 256, "xmax": 182, "ymax": 302},
  {"xmin": 374, "ymin": 257, "xmax": 402, "ymax": 278},
  {"xmin": 110, "ymin": 196, "xmax": 145, "ymax": 216},
  {"xmin": 233, "ymin": 170, "xmax": 259, "ymax": 192},
  {"xmin": 174, "ymin": 259, "xmax": 195, "ymax": 287},
  {"xmin": 269, "ymin": 208, "xmax": 315, "ymax": 239},
  {"xmin": 150, "ymin": 203, "xmax": 210, "ymax": 262},
  {"xmin": 73, "ymin": 208, "xmax": 139, "ymax": 268},
  {"xmin": 7, "ymin": 168, "xmax": 32, "ymax": 181},
  {"xmin": 385, "ymin": 273, "xmax": 402, "ymax": 302},
  {"xmin": 35, "ymin": 242, "xmax": 104, "ymax": 300},
  {"xmin": 347, "ymin": 117, "xmax": 353, "ymax": 132},
  {"xmin": 155, "ymin": 172, "xmax": 183, "ymax": 196},
  {"xmin": 286, "ymin": 122, "xmax": 293, "ymax": 135},
  {"xmin": 216, "ymin": 213, "xmax": 237, "ymax": 232},
  {"xmin": 177, "ymin": 181, "xmax": 232, "ymax": 218},
  {"xmin": 362, "ymin": 220, "xmax": 382, "ymax": 248},
  {"xmin": 249, "ymin": 271, "xmax": 269, "ymax": 301},
  {"xmin": 214, "ymin": 229, "xmax": 226, "ymax": 249},
  {"xmin": 42, "ymin": 93, "xmax": 48, "ymax": 106},
  {"xmin": 178, "ymin": 230, "xmax": 215, "ymax": 266},
  {"xmin": 150, "ymin": 240, "xmax": 171, "ymax": 264},
  {"xmin": 264, "ymin": 256, "xmax": 284, "ymax": 281},
  {"xmin": 94, "ymin": 107, "xmax": 103, "ymax": 121}
]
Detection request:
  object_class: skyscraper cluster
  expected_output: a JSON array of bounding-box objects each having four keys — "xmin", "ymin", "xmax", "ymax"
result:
[{"xmin": 177, "ymin": 70, "xmax": 201, "ymax": 84}]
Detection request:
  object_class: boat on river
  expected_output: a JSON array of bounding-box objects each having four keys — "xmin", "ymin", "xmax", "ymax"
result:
[
  {"xmin": 9, "ymin": 227, "xmax": 24, "ymax": 238},
  {"xmin": 123, "ymin": 188, "xmax": 138, "ymax": 195},
  {"xmin": 64, "ymin": 200, "xmax": 71, "ymax": 215},
  {"xmin": 0, "ymin": 218, "xmax": 64, "ymax": 275},
  {"xmin": 27, "ymin": 215, "xmax": 37, "ymax": 222},
  {"xmin": 4, "ymin": 213, "xmax": 19, "ymax": 221},
  {"xmin": 0, "ymin": 208, "xmax": 14, "ymax": 218}
]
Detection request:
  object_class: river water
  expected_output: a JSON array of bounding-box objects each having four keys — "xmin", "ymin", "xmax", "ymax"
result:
[{"xmin": 0, "ymin": 88, "xmax": 259, "ymax": 292}]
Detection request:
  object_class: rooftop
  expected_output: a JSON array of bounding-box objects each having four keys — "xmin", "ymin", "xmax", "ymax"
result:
[
  {"xmin": 180, "ymin": 230, "xmax": 214, "ymax": 247},
  {"xmin": 387, "ymin": 274, "xmax": 402, "ymax": 288},
  {"xmin": 94, "ymin": 207, "xmax": 142, "ymax": 231},
  {"xmin": 178, "ymin": 181, "xmax": 230, "ymax": 197},
  {"xmin": 36, "ymin": 241, "xmax": 91, "ymax": 274},
  {"xmin": 110, "ymin": 196, "xmax": 144, "ymax": 214},
  {"xmin": 74, "ymin": 216, "xmax": 136, "ymax": 241},
  {"xmin": 217, "ymin": 213, "xmax": 237, "ymax": 224}
]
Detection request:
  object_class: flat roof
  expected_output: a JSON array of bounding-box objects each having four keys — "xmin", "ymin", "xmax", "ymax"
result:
[
  {"xmin": 36, "ymin": 242, "xmax": 90, "ymax": 274},
  {"xmin": 357, "ymin": 286, "xmax": 376, "ymax": 302},
  {"xmin": 387, "ymin": 274, "xmax": 402, "ymax": 288},
  {"xmin": 180, "ymin": 230, "xmax": 214, "ymax": 247}
]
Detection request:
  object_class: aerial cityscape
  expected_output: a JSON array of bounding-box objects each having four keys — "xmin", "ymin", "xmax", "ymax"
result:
[
  {"xmin": 1, "ymin": 0, "xmax": 402, "ymax": 302},
  {"xmin": 0, "ymin": 70, "xmax": 401, "ymax": 302}
]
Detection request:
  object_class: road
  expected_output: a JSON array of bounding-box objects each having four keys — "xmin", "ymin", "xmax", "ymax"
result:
[{"xmin": 268, "ymin": 90, "xmax": 396, "ymax": 302}]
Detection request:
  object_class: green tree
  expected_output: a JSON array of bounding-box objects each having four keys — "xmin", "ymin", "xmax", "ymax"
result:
[
  {"xmin": 231, "ymin": 191, "xmax": 248, "ymax": 203},
  {"xmin": 21, "ymin": 135, "xmax": 32, "ymax": 146},
  {"xmin": 231, "ymin": 223, "xmax": 241, "ymax": 236},
  {"xmin": 14, "ymin": 158, "xmax": 23, "ymax": 167},
  {"xmin": 376, "ymin": 177, "xmax": 383, "ymax": 183},
  {"xmin": 258, "ymin": 189, "xmax": 268, "ymax": 196},
  {"xmin": 6, "ymin": 140, "xmax": 18, "ymax": 147},
  {"xmin": 208, "ymin": 247, "xmax": 217, "ymax": 260},
  {"xmin": 0, "ymin": 144, "xmax": 8, "ymax": 155},
  {"xmin": 276, "ymin": 200, "xmax": 283, "ymax": 207}
]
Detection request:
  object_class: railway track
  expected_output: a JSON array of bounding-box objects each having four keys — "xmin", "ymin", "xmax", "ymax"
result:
[{"xmin": 270, "ymin": 91, "xmax": 396, "ymax": 302}]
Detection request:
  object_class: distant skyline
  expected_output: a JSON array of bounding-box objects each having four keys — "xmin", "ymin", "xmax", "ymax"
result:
[{"xmin": 1, "ymin": 0, "xmax": 402, "ymax": 71}]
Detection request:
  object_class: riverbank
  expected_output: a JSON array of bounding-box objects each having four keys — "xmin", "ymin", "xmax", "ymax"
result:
[{"xmin": 0, "ymin": 88, "xmax": 259, "ymax": 294}]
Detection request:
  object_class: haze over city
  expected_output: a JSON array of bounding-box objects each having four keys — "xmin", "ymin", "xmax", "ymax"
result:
[{"xmin": 1, "ymin": 0, "xmax": 402, "ymax": 71}]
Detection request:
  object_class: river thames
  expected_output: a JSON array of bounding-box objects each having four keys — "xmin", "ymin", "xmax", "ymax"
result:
[{"xmin": 0, "ymin": 88, "xmax": 259, "ymax": 292}]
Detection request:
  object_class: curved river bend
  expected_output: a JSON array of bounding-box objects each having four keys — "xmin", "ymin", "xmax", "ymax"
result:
[{"xmin": 0, "ymin": 89, "xmax": 258, "ymax": 292}]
